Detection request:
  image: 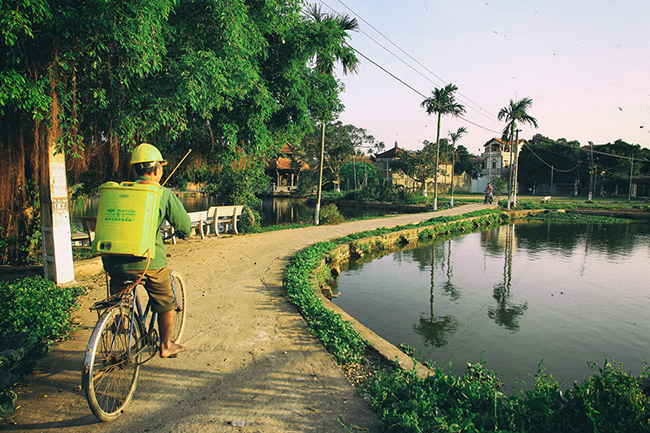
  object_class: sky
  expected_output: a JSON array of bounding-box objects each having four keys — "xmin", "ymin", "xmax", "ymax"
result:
[{"xmin": 318, "ymin": 0, "xmax": 650, "ymax": 155}]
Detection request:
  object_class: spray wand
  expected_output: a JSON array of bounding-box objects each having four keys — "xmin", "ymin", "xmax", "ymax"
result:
[{"xmin": 162, "ymin": 148, "xmax": 192, "ymax": 186}]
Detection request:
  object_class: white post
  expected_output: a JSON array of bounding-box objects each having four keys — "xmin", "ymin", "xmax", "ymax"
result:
[
  {"xmin": 41, "ymin": 150, "xmax": 75, "ymax": 284},
  {"xmin": 40, "ymin": 91, "xmax": 75, "ymax": 284}
]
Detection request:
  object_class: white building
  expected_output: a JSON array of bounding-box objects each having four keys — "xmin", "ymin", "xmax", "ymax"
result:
[{"xmin": 471, "ymin": 137, "xmax": 526, "ymax": 193}]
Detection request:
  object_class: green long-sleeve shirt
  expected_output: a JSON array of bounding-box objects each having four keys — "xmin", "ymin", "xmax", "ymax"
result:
[{"xmin": 102, "ymin": 177, "xmax": 191, "ymax": 272}]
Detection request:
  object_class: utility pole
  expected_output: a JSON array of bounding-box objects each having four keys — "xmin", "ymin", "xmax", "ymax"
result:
[
  {"xmin": 588, "ymin": 141, "xmax": 594, "ymax": 202},
  {"xmin": 550, "ymin": 165, "xmax": 554, "ymax": 196},
  {"xmin": 450, "ymin": 147, "xmax": 455, "ymax": 207},
  {"xmin": 487, "ymin": 144, "xmax": 492, "ymax": 189},
  {"xmin": 315, "ymin": 122, "xmax": 325, "ymax": 225},
  {"xmin": 513, "ymin": 129, "xmax": 522, "ymax": 207},
  {"xmin": 507, "ymin": 133, "xmax": 514, "ymax": 210},
  {"xmin": 628, "ymin": 155, "xmax": 634, "ymax": 202}
]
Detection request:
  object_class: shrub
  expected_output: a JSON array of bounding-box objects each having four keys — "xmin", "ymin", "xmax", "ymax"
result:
[
  {"xmin": 239, "ymin": 206, "xmax": 261, "ymax": 233},
  {"xmin": 320, "ymin": 204, "xmax": 345, "ymax": 225},
  {"xmin": 0, "ymin": 277, "xmax": 85, "ymax": 419},
  {"xmin": 0, "ymin": 277, "xmax": 84, "ymax": 343}
]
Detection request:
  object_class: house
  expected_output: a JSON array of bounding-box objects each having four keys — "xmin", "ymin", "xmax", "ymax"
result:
[
  {"xmin": 373, "ymin": 142, "xmax": 455, "ymax": 193},
  {"xmin": 480, "ymin": 137, "xmax": 527, "ymax": 177},
  {"xmin": 264, "ymin": 144, "xmax": 309, "ymax": 196},
  {"xmin": 469, "ymin": 138, "xmax": 527, "ymax": 193},
  {"xmin": 374, "ymin": 143, "xmax": 409, "ymax": 187}
]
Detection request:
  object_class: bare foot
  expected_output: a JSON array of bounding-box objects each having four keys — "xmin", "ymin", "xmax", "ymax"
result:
[{"xmin": 160, "ymin": 342, "xmax": 187, "ymax": 358}]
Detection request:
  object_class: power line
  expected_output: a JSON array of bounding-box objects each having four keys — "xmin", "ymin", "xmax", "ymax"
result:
[
  {"xmin": 523, "ymin": 143, "xmax": 579, "ymax": 172},
  {"xmin": 351, "ymin": 48, "xmax": 503, "ymax": 136},
  {"xmin": 318, "ymin": 0, "xmax": 504, "ymax": 128}
]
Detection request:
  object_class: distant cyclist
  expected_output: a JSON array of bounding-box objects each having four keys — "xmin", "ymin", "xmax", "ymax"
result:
[
  {"xmin": 102, "ymin": 143, "xmax": 191, "ymax": 358},
  {"xmin": 484, "ymin": 183, "xmax": 494, "ymax": 204}
]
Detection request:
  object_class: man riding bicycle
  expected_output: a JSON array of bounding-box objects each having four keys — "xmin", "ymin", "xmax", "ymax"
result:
[{"xmin": 101, "ymin": 143, "xmax": 191, "ymax": 358}]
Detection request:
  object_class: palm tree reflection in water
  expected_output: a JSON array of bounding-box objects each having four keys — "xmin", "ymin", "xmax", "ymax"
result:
[
  {"xmin": 414, "ymin": 242, "xmax": 459, "ymax": 348},
  {"xmin": 488, "ymin": 224, "xmax": 528, "ymax": 331}
]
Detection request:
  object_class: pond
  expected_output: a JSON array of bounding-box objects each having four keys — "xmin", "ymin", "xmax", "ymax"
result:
[
  {"xmin": 332, "ymin": 220, "xmax": 650, "ymax": 390},
  {"xmin": 69, "ymin": 195, "xmax": 391, "ymax": 228}
]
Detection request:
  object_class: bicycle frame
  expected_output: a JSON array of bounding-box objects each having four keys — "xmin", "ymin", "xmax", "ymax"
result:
[
  {"xmin": 84, "ymin": 272, "xmax": 182, "ymax": 375},
  {"xmin": 83, "ymin": 265, "xmax": 186, "ymax": 422},
  {"xmin": 126, "ymin": 272, "xmax": 182, "ymax": 362}
]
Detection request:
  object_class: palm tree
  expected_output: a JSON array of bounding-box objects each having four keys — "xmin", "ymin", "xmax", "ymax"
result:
[
  {"xmin": 498, "ymin": 97, "xmax": 538, "ymax": 208},
  {"xmin": 305, "ymin": 4, "xmax": 359, "ymax": 224},
  {"xmin": 421, "ymin": 84, "xmax": 466, "ymax": 210},
  {"xmin": 448, "ymin": 126, "xmax": 467, "ymax": 207}
]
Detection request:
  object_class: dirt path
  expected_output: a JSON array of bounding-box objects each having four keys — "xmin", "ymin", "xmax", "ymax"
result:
[{"xmin": 2, "ymin": 204, "xmax": 488, "ymax": 433}]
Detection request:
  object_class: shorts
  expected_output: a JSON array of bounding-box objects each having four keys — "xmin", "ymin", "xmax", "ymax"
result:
[{"xmin": 109, "ymin": 267, "xmax": 177, "ymax": 314}]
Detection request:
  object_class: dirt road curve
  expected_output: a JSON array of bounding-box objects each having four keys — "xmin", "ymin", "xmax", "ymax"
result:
[{"xmin": 2, "ymin": 204, "xmax": 487, "ymax": 433}]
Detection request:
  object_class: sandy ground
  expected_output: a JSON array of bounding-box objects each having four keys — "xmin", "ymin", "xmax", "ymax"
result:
[{"xmin": 1, "ymin": 203, "xmax": 488, "ymax": 433}]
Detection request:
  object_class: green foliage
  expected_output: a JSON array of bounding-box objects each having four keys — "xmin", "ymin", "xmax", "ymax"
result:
[
  {"xmin": 520, "ymin": 136, "xmax": 650, "ymax": 196},
  {"xmin": 392, "ymin": 141, "xmax": 437, "ymax": 188},
  {"xmin": 362, "ymin": 359, "xmax": 650, "ymax": 433},
  {"xmin": 529, "ymin": 212, "xmax": 643, "ymax": 225},
  {"xmin": 342, "ymin": 182, "xmax": 424, "ymax": 205},
  {"xmin": 0, "ymin": 277, "xmax": 83, "ymax": 342},
  {"xmin": 283, "ymin": 241, "xmax": 367, "ymax": 363},
  {"xmin": 0, "ymin": 276, "xmax": 85, "ymax": 419},
  {"xmin": 204, "ymin": 163, "xmax": 268, "ymax": 210},
  {"xmin": 340, "ymin": 161, "xmax": 379, "ymax": 190},
  {"xmin": 560, "ymin": 360, "xmax": 650, "ymax": 432},
  {"xmin": 3, "ymin": 0, "xmax": 363, "ymax": 264},
  {"xmin": 319, "ymin": 204, "xmax": 344, "ymax": 225},
  {"xmin": 72, "ymin": 247, "xmax": 94, "ymax": 261},
  {"xmin": 0, "ymin": 332, "xmax": 48, "ymax": 418},
  {"xmin": 239, "ymin": 206, "xmax": 261, "ymax": 234}
]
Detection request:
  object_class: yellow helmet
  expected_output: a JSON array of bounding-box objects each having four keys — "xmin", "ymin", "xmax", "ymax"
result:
[{"xmin": 130, "ymin": 143, "xmax": 167, "ymax": 166}]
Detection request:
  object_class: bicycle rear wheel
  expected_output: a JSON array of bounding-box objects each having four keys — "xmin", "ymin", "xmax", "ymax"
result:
[
  {"xmin": 83, "ymin": 307, "xmax": 143, "ymax": 422},
  {"xmin": 170, "ymin": 270, "xmax": 187, "ymax": 344}
]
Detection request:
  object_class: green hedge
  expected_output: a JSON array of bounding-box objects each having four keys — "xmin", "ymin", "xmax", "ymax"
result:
[{"xmin": 0, "ymin": 277, "xmax": 84, "ymax": 418}]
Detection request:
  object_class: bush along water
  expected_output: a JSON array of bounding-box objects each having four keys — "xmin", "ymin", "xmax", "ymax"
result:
[
  {"xmin": 283, "ymin": 209, "xmax": 650, "ymax": 432},
  {"xmin": 364, "ymin": 358, "xmax": 650, "ymax": 433},
  {"xmin": 0, "ymin": 277, "xmax": 85, "ymax": 418},
  {"xmin": 527, "ymin": 211, "xmax": 646, "ymax": 225}
]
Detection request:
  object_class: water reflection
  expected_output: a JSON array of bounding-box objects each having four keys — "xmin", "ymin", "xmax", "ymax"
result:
[
  {"xmin": 487, "ymin": 224, "xmax": 528, "ymax": 332},
  {"xmin": 334, "ymin": 221, "xmax": 650, "ymax": 389},
  {"xmin": 413, "ymin": 243, "xmax": 459, "ymax": 348}
]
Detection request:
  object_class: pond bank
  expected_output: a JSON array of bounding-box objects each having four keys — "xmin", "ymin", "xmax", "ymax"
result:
[{"xmin": 3, "ymin": 203, "xmax": 488, "ymax": 432}]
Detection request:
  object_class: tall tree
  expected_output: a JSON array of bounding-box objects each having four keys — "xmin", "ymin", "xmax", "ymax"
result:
[
  {"xmin": 448, "ymin": 126, "xmax": 467, "ymax": 207},
  {"xmin": 1, "ymin": 0, "xmax": 362, "ymax": 263},
  {"xmin": 498, "ymin": 97, "xmax": 538, "ymax": 207},
  {"xmin": 0, "ymin": 0, "xmax": 175, "ymax": 265},
  {"xmin": 421, "ymin": 84, "xmax": 465, "ymax": 209},
  {"xmin": 303, "ymin": 4, "xmax": 358, "ymax": 224}
]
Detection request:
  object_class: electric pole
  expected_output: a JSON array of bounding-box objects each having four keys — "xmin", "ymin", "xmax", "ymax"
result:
[{"xmin": 588, "ymin": 141, "xmax": 594, "ymax": 202}]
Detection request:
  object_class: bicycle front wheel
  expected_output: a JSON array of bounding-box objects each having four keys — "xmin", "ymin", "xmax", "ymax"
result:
[
  {"xmin": 170, "ymin": 270, "xmax": 187, "ymax": 344},
  {"xmin": 83, "ymin": 307, "xmax": 142, "ymax": 422}
]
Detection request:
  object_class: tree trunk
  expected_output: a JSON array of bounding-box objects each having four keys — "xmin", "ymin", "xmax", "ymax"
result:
[{"xmin": 0, "ymin": 111, "xmax": 43, "ymax": 265}]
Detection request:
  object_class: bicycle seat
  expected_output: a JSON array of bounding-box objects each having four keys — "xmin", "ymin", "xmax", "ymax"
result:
[{"xmin": 90, "ymin": 298, "xmax": 127, "ymax": 311}]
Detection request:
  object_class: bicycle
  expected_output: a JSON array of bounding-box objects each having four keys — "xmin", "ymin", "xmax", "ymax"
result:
[{"xmin": 81, "ymin": 269, "xmax": 187, "ymax": 422}]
